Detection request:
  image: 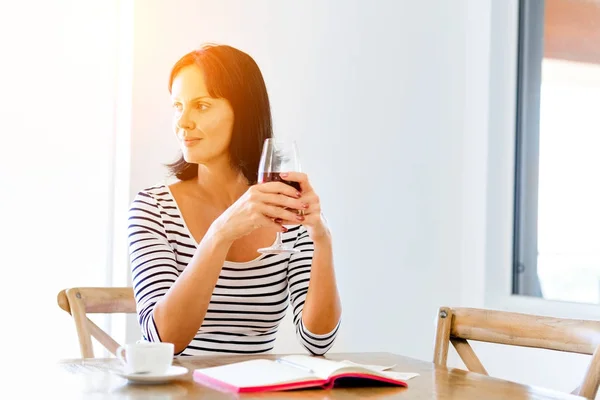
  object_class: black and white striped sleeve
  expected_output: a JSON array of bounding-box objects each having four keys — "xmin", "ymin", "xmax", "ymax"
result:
[
  {"xmin": 288, "ymin": 225, "xmax": 340, "ymax": 355},
  {"xmin": 127, "ymin": 191, "xmax": 179, "ymax": 344}
]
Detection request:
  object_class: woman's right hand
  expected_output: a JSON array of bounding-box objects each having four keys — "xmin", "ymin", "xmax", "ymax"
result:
[{"xmin": 210, "ymin": 182, "xmax": 308, "ymax": 244}]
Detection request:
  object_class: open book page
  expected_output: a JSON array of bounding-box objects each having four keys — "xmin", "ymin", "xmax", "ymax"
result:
[
  {"xmin": 338, "ymin": 359, "xmax": 397, "ymax": 371},
  {"xmin": 195, "ymin": 359, "xmax": 319, "ymax": 388},
  {"xmin": 279, "ymin": 355, "xmax": 420, "ymax": 381},
  {"xmin": 278, "ymin": 355, "xmax": 346, "ymax": 379},
  {"xmin": 339, "ymin": 360, "xmax": 420, "ymax": 381}
]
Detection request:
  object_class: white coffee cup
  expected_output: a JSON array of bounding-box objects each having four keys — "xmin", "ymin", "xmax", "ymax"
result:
[{"xmin": 116, "ymin": 342, "xmax": 174, "ymax": 374}]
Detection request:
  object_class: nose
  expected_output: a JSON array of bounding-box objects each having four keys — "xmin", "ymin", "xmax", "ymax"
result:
[{"xmin": 177, "ymin": 114, "xmax": 196, "ymax": 131}]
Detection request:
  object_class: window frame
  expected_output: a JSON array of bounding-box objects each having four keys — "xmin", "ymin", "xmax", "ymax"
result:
[{"xmin": 512, "ymin": 0, "xmax": 544, "ymax": 298}]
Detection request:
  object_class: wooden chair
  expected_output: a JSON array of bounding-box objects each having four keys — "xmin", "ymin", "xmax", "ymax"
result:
[
  {"xmin": 57, "ymin": 287, "xmax": 136, "ymax": 358},
  {"xmin": 433, "ymin": 306, "xmax": 600, "ymax": 399}
]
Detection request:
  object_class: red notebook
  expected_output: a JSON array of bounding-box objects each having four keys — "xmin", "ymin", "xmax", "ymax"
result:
[{"xmin": 192, "ymin": 355, "xmax": 418, "ymax": 393}]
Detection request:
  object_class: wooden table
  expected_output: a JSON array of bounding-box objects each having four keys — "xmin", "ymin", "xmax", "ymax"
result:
[{"xmin": 43, "ymin": 352, "xmax": 582, "ymax": 399}]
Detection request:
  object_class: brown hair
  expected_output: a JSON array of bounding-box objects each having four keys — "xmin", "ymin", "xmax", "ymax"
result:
[{"xmin": 166, "ymin": 44, "xmax": 273, "ymax": 184}]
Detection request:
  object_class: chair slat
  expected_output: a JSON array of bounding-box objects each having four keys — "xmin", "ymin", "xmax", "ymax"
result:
[
  {"xmin": 451, "ymin": 338, "xmax": 488, "ymax": 375},
  {"xmin": 58, "ymin": 287, "xmax": 136, "ymax": 358},
  {"xmin": 452, "ymin": 307, "xmax": 600, "ymax": 355}
]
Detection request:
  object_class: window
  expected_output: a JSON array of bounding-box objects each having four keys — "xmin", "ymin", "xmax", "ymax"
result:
[
  {"xmin": 0, "ymin": 0, "xmax": 126, "ymax": 359},
  {"xmin": 513, "ymin": 0, "xmax": 600, "ymax": 304}
]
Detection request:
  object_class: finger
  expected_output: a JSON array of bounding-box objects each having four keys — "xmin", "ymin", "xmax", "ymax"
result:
[
  {"xmin": 303, "ymin": 204, "xmax": 320, "ymax": 217},
  {"xmin": 280, "ymin": 172, "xmax": 313, "ymax": 193},
  {"xmin": 276, "ymin": 219, "xmax": 300, "ymax": 227},
  {"xmin": 262, "ymin": 215, "xmax": 289, "ymax": 232},
  {"xmin": 295, "ymin": 193, "xmax": 319, "ymax": 214},
  {"xmin": 262, "ymin": 193, "xmax": 308, "ymax": 211},
  {"xmin": 294, "ymin": 208, "xmax": 322, "ymax": 227},
  {"xmin": 257, "ymin": 181, "xmax": 301, "ymax": 198},
  {"xmin": 261, "ymin": 204, "xmax": 305, "ymax": 223}
]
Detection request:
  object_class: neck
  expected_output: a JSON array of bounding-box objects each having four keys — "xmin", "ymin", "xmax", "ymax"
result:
[{"xmin": 194, "ymin": 157, "xmax": 248, "ymax": 207}]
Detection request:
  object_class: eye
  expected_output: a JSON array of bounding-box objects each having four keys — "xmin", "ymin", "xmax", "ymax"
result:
[
  {"xmin": 172, "ymin": 102, "xmax": 183, "ymax": 111},
  {"xmin": 195, "ymin": 103, "xmax": 209, "ymax": 111}
]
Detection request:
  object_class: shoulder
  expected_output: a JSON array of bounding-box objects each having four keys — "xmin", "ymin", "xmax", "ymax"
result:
[
  {"xmin": 128, "ymin": 184, "xmax": 171, "ymax": 223},
  {"xmin": 131, "ymin": 183, "xmax": 173, "ymax": 209},
  {"xmin": 128, "ymin": 184, "xmax": 172, "ymax": 234}
]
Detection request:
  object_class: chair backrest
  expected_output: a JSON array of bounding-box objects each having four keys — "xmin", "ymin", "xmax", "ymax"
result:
[
  {"xmin": 433, "ymin": 306, "xmax": 600, "ymax": 399},
  {"xmin": 57, "ymin": 287, "xmax": 136, "ymax": 358}
]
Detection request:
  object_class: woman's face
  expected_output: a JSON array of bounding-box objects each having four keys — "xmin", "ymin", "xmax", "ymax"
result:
[{"xmin": 171, "ymin": 65, "xmax": 235, "ymax": 166}]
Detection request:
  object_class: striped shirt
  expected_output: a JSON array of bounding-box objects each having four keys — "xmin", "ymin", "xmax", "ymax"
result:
[{"xmin": 127, "ymin": 184, "xmax": 340, "ymax": 356}]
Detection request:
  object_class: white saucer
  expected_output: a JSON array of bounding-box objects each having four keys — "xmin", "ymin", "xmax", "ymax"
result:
[{"xmin": 112, "ymin": 365, "xmax": 189, "ymax": 384}]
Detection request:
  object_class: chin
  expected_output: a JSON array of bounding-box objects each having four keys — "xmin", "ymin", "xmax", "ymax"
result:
[
  {"xmin": 182, "ymin": 147, "xmax": 219, "ymax": 165},
  {"xmin": 182, "ymin": 154, "xmax": 203, "ymax": 165}
]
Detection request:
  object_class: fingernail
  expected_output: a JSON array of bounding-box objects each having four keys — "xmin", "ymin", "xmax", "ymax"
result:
[
  {"xmin": 280, "ymin": 172, "xmax": 289, "ymax": 178},
  {"xmin": 302, "ymin": 203, "xmax": 309, "ymax": 209},
  {"xmin": 296, "ymin": 215, "xmax": 305, "ymax": 221},
  {"xmin": 281, "ymin": 226, "xmax": 288, "ymax": 232},
  {"xmin": 274, "ymin": 218, "xmax": 283, "ymax": 224},
  {"xmin": 296, "ymin": 192, "xmax": 302, "ymax": 198}
]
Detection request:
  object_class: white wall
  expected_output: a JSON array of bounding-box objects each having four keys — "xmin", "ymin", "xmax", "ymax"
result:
[
  {"xmin": 119, "ymin": 0, "xmax": 596, "ymax": 395},
  {"xmin": 126, "ymin": 0, "xmax": 468, "ymax": 358}
]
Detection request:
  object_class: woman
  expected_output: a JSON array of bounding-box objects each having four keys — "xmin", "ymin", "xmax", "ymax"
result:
[{"xmin": 127, "ymin": 44, "xmax": 342, "ymax": 356}]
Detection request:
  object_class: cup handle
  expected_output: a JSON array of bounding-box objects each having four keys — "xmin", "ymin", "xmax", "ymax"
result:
[{"xmin": 116, "ymin": 346, "xmax": 126, "ymax": 364}]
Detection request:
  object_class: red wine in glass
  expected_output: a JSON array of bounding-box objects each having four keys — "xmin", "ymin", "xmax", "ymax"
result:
[
  {"xmin": 257, "ymin": 139, "xmax": 302, "ymax": 254},
  {"xmin": 259, "ymin": 172, "xmax": 301, "ymax": 192}
]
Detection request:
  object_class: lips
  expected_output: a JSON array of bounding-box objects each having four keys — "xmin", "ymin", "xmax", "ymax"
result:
[{"xmin": 183, "ymin": 138, "xmax": 202, "ymax": 147}]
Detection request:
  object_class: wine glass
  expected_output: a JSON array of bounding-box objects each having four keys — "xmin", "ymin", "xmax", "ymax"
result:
[{"xmin": 257, "ymin": 138, "xmax": 302, "ymax": 254}]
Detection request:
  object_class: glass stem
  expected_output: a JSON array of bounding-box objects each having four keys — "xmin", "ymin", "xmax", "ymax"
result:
[{"xmin": 275, "ymin": 231, "xmax": 283, "ymax": 246}]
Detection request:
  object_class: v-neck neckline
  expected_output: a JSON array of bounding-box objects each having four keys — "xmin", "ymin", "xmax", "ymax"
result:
[{"xmin": 162, "ymin": 183, "xmax": 275, "ymax": 266}]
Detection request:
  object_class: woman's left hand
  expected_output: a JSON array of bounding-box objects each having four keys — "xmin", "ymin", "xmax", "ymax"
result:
[{"xmin": 279, "ymin": 172, "xmax": 330, "ymax": 241}]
